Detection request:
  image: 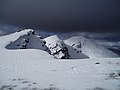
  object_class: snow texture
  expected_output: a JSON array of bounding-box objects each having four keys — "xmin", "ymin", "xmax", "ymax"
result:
[
  {"xmin": 45, "ymin": 35, "xmax": 70, "ymax": 59},
  {"xmin": 0, "ymin": 29, "xmax": 120, "ymax": 90},
  {"xmin": 4, "ymin": 29, "xmax": 50, "ymax": 53},
  {"xmin": 0, "ymin": 30, "xmax": 118, "ymax": 59},
  {"xmin": 64, "ymin": 36, "xmax": 118, "ymax": 58}
]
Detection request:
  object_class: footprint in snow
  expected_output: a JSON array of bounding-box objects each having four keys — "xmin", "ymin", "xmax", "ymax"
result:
[
  {"xmin": 11, "ymin": 78, "xmax": 24, "ymax": 82},
  {"xmin": 0, "ymin": 85, "xmax": 17, "ymax": 90},
  {"xmin": 11, "ymin": 79, "xmax": 16, "ymax": 81},
  {"xmin": 33, "ymin": 82, "xmax": 37, "ymax": 84},
  {"xmin": 22, "ymin": 81, "xmax": 29, "ymax": 84},
  {"xmin": 18, "ymin": 78, "xmax": 24, "ymax": 81},
  {"xmin": 49, "ymin": 84, "xmax": 54, "ymax": 86},
  {"xmin": 28, "ymin": 84, "xmax": 32, "ymax": 86},
  {"xmin": 10, "ymin": 78, "xmax": 38, "ymax": 89},
  {"xmin": 51, "ymin": 70, "xmax": 57, "ymax": 72},
  {"xmin": 95, "ymin": 62, "xmax": 100, "ymax": 65},
  {"xmin": 71, "ymin": 67, "xmax": 77, "ymax": 71},
  {"xmin": 69, "ymin": 67, "xmax": 78, "ymax": 73}
]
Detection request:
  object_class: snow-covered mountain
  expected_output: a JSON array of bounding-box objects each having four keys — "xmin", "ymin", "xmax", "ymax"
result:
[
  {"xmin": 44, "ymin": 35, "xmax": 70, "ymax": 59},
  {"xmin": 0, "ymin": 29, "xmax": 50, "ymax": 54},
  {"xmin": 65, "ymin": 43, "xmax": 89, "ymax": 59},
  {"xmin": 0, "ymin": 29, "xmax": 119, "ymax": 59},
  {"xmin": 0, "ymin": 29, "xmax": 120, "ymax": 90},
  {"xmin": 64, "ymin": 36, "xmax": 118, "ymax": 58}
]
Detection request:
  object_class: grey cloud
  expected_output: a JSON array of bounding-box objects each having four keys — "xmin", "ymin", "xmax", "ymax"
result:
[{"xmin": 0, "ymin": 0, "xmax": 120, "ymax": 32}]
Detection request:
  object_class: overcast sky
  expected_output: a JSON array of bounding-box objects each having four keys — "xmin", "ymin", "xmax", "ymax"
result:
[{"xmin": 0, "ymin": 0, "xmax": 120, "ymax": 33}]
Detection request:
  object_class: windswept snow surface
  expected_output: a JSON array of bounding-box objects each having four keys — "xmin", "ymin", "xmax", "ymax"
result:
[
  {"xmin": 64, "ymin": 36, "xmax": 118, "ymax": 58},
  {"xmin": 0, "ymin": 50, "xmax": 120, "ymax": 90},
  {"xmin": 0, "ymin": 30, "xmax": 120, "ymax": 90}
]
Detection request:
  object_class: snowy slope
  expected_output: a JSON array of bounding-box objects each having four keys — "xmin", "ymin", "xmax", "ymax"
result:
[
  {"xmin": 0, "ymin": 29, "xmax": 49, "ymax": 53},
  {"xmin": 0, "ymin": 50, "xmax": 120, "ymax": 90},
  {"xmin": 66, "ymin": 44, "xmax": 89, "ymax": 59},
  {"xmin": 0, "ymin": 30, "xmax": 120, "ymax": 90},
  {"xmin": 44, "ymin": 35, "xmax": 70, "ymax": 59},
  {"xmin": 0, "ymin": 30, "xmax": 119, "ymax": 59},
  {"xmin": 64, "ymin": 36, "xmax": 118, "ymax": 58},
  {"xmin": 0, "ymin": 29, "xmax": 32, "ymax": 49}
]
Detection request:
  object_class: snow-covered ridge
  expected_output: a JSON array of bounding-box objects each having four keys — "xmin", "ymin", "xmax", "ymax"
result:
[
  {"xmin": 0, "ymin": 29, "xmax": 50, "ymax": 53},
  {"xmin": 45, "ymin": 35, "xmax": 70, "ymax": 59},
  {"xmin": 0, "ymin": 29, "xmax": 32, "ymax": 48},
  {"xmin": 0, "ymin": 29, "xmax": 120, "ymax": 90},
  {"xmin": 0, "ymin": 29, "xmax": 119, "ymax": 59},
  {"xmin": 64, "ymin": 36, "xmax": 118, "ymax": 58}
]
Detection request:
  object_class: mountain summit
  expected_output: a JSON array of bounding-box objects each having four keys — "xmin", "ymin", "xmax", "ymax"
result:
[
  {"xmin": 0, "ymin": 29, "xmax": 118, "ymax": 59},
  {"xmin": 64, "ymin": 36, "xmax": 118, "ymax": 58},
  {"xmin": 44, "ymin": 35, "xmax": 70, "ymax": 59}
]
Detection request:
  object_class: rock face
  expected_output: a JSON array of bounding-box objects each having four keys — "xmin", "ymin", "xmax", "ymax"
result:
[
  {"xmin": 6, "ymin": 29, "xmax": 50, "ymax": 53},
  {"xmin": 44, "ymin": 35, "xmax": 70, "ymax": 59},
  {"xmin": 64, "ymin": 36, "xmax": 118, "ymax": 58}
]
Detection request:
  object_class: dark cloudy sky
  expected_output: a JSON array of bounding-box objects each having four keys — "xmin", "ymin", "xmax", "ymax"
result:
[{"xmin": 0, "ymin": 0, "xmax": 120, "ymax": 32}]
